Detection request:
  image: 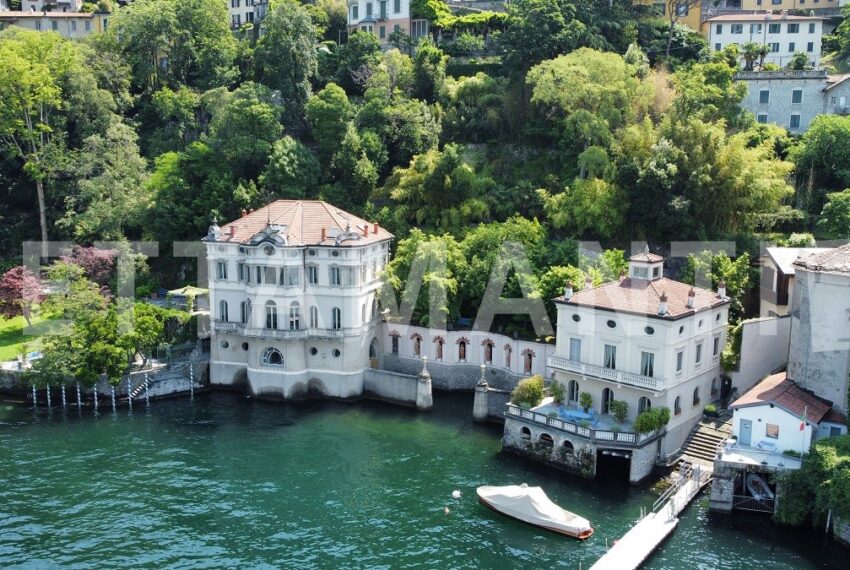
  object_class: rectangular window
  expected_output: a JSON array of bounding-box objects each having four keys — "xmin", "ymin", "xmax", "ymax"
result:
[
  {"xmin": 792, "ymin": 89, "xmax": 803, "ymax": 104},
  {"xmin": 366, "ymin": 2, "xmax": 372, "ymax": 16},
  {"xmin": 255, "ymin": 266, "xmax": 263, "ymax": 284},
  {"xmin": 713, "ymin": 336, "xmax": 720, "ymax": 356},
  {"xmin": 379, "ymin": 25, "xmax": 385, "ymax": 39},
  {"xmin": 766, "ymin": 423, "xmax": 779, "ymax": 439},
  {"xmin": 603, "ymin": 344, "xmax": 616, "ymax": 369},
  {"xmin": 232, "ymin": 14, "xmax": 240, "ymax": 26},
  {"xmin": 715, "ymin": 24, "xmax": 722, "ymax": 34},
  {"xmin": 771, "ymin": 0, "xmax": 781, "ymax": 4},
  {"xmin": 808, "ymin": 23, "xmax": 815, "ymax": 33},
  {"xmin": 675, "ymin": 2, "xmax": 688, "ymax": 15},
  {"xmin": 352, "ymin": 5, "xmax": 358, "ymax": 19},
  {"xmin": 695, "ymin": 343, "xmax": 703, "ymax": 364},
  {"xmin": 750, "ymin": 24, "xmax": 762, "ymax": 34},
  {"xmin": 330, "ymin": 266, "xmax": 341, "ymax": 286},
  {"xmin": 85, "ymin": 21, "xmax": 91, "ymax": 31},
  {"xmin": 759, "ymin": 89, "xmax": 770, "ymax": 104},
  {"xmin": 807, "ymin": 42, "xmax": 814, "ymax": 53},
  {"xmin": 247, "ymin": 11, "xmax": 254, "ymax": 22},
  {"xmin": 632, "ymin": 266, "xmax": 649, "ymax": 279},
  {"xmin": 380, "ymin": 0, "xmax": 386, "ymax": 18},
  {"xmin": 411, "ymin": 19, "xmax": 427, "ymax": 38},
  {"xmin": 731, "ymin": 24, "xmax": 743, "ymax": 34},
  {"xmin": 757, "ymin": 113, "xmax": 768, "ymax": 123},
  {"xmin": 789, "ymin": 42, "xmax": 795, "ymax": 53},
  {"xmin": 714, "ymin": 43, "xmax": 722, "ymax": 51},
  {"xmin": 569, "ymin": 338, "xmax": 581, "ymax": 362},
  {"xmin": 216, "ymin": 262, "xmax": 228, "ymax": 280},
  {"xmin": 757, "ymin": 0, "xmax": 762, "ymax": 4},
  {"xmin": 51, "ymin": 21, "xmax": 58, "ymax": 30},
  {"xmin": 790, "ymin": 114, "xmax": 801, "ymax": 129},
  {"xmin": 787, "ymin": 23, "xmax": 799, "ymax": 33},
  {"xmin": 394, "ymin": 0, "xmax": 400, "ymax": 12},
  {"xmin": 394, "ymin": 24, "xmax": 400, "ymax": 32},
  {"xmin": 71, "ymin": 20, "xmax": 76, "ymax": 31},
  {"xmin": 280, "ymin": 267, "xmax": 299, "ymax": 287},
  {"xmin": 640, "ymin": 352, "xmax": 655, "ymax": 377},
  {"xmin": 768, "ymin": 23, "xmax": 780, "ymax": 34},
  {"xmin": 769, "ymin": 42, "xmax": 780, "ymax": 53},
  {"xmin": 676, "ymin": 350, "xmax": 684, "ymax": 372},
  {"xmin": 307, "ymin": 265, "xmax": 318, "ymax": 285}
]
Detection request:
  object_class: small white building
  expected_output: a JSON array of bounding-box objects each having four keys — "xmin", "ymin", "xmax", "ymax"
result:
[
  {"xmin": 548, "ymin": 251, "xmax": 731, "ymax": 456},
  {"xmin": 707, "ymin": 13, "xmax": 824, "ymax": 68},
  {"xmin": 0, "ymin": 10, "xmax": 107, "ymax": 38},
  {"xmin": 729, "ymin": 372, "xmax": 846, "ymax": 455},
  {"xmin": 204, "ymin": 200, "xmax": 393, "ymax": 400},
  {"xmin": 227, "ymin": 0, "xmax": 257, "ymax": 29},
  {"xmin": 22, "ymin": 0, "xmax": 82, "ymax": 11},
  {"xmin": 759, "ymin": 246, "xmax": 831, "ymax": 317},
  {"xmin": 347, "ymin": 0, "xmax": 429, "ymax": 45}
]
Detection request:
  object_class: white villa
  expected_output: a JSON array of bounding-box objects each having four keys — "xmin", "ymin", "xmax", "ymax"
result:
[
  {"xmin": 548, "ymin": 252, "xmax": 730, "ymax": 456},
  {"xmin": 204, "ymin": 200, "xmax": 393, "ymax": 399},
  {"xmin": 706, "ymin": 13, "xmax": 824, "ymax": 68}
]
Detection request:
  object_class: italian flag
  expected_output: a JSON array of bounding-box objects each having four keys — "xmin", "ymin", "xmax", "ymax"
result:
[{"xmin": 799, "ymin": 405, "xmax": 807, "ymax": 431}]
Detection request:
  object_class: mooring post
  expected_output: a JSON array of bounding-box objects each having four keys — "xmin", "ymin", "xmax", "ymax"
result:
[
  {"xmin": 189, "ymin": 363, "xmax": 195, "ymax": 400},
  {"xmin": 127, "ymin": 376, "xmax": 133, "ymax": 412},
  {"xmin": 111, "ymin": 385, "xmax": 116, "ymax": 413},
  {"xmin": 32, "ymin": 385, "xmax": 37, "ymax": 408},
  {"xmin": 61, "ymin": 383, "xmax": 67, "ymax": 408},
  {"xmin": 144, "ymin": 372, "xmax": 150, "ymax": 407},
  {"xmin": 46, "ymin": 384, "xmax": 52, "ymax": 408},
  {"xmin": 93, "ymin": 384, "xmax": 98, "ymax": 413},
  {"xmin": 76, "ymin": 382, "xmax": 82, "ymax": 409}
]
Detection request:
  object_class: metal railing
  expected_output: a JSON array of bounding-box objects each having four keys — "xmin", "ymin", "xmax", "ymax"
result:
[
  {"xmin": 505, "ymin": 403, "xmax": 660, "ymax": 448},
  {"xmin": 733, "ymin": 494, "xmax": 775, "ymax": 513},
  {"xmin": 547, "ymin": 356, "xmax": 662, "ymax": 391}
]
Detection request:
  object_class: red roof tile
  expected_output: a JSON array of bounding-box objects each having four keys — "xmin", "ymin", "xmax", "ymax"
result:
[
  {"xmin": 629, "ymin": 252, "xmax": 665, "ymax": 263},
  {"xmin": 211, "ymin": 200, "xmax": 393, "ymax": 247},
  {"xmin": 823, "ymin": 408, "xmax": 847, "ymax": 425},
  {"xmin": 731, "ymin": 372, "xmax": 836, "ymax": 424},
  {"xmin": 555, "ymin": 277, "xmax": 728, "ymax": 320}
]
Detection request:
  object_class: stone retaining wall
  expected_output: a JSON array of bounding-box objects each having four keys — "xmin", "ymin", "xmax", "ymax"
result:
[
  {"xmin": 382, "ymin": 354, "xmax": 524, "ymax": 391},
  {"xmin": 364, "ymin": 368, "xmax": 419, "ymax": 405}
]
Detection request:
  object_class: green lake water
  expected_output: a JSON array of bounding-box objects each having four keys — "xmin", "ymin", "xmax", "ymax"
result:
[{"xmin": 0, "ymin": 392, "xmax": 846, "ymax": 569}]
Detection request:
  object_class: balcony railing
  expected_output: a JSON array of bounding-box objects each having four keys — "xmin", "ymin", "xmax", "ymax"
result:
[
  {"xmin": 505, "ymin": 404, "xmax": 660, "ymax": 448},
  {"xmin": 547, "ymin": 356, "xmax": 662, "ymax": 391}
]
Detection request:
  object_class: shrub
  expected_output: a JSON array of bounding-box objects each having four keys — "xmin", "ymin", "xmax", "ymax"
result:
[
  {"xmin": 633, "ymin": 407, "xmax": 672, "ymax": 433},
  {"xmin": 549, "ymin": 381, "xmax": 565, "ymax": 403},
  {"xmin": 579, "ymin": 391, "xmax": 593, "ymax": 413},
  {"xmin": 704, "ymin": 403, "xmax": 717, "ymax": 415},
  {"xmin": 451, "ymin": 32, "xmax": 485, "ymax": 54},
  {"xmin": 609, "ymin": 400, "xmax": 628, "ymax": 423},
  {"xmin": 511, "ymin": 375, "xmax": 544, "ymax": 407}
]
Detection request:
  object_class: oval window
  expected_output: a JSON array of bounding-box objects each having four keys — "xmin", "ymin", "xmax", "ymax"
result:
[
  {"xmin": 332, "ymin": 250, "xmax": 340, "ymax": 257},
  {"xmin": 242, "ymin": 342, "xmax": 249, "ymax": 351},
  {"xmin": 333, "ymin": 349, "xmax": 341, "ymax": 357},
  {"xmin": 308, "ymin": 249, "xmax": 316, "ymax": 256},
  {"xmin": 310, "ymin": 347, "xmax": 318, "ymax": 356},
  {"xmin": 572, "ymin": 314, "xmax": 581, "ymax": 323},
  {"xmin": 220, "ymin": 341, "xmax": 229, "ymax": 349},
  {"xmin": 263, "ymin": 244, "xmax": 275, "ymax": 256},
  {"xmin": 607, "ymin": 320, "xmax": 616, "ymax": 329},
  {"xmin": 645, "ymin": 326, "xmax": 655, "ymax": 335}
]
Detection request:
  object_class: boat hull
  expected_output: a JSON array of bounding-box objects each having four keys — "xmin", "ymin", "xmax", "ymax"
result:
[{"xmin": 478, "ymin": 496, "xmax": 594, "ymax": 540}]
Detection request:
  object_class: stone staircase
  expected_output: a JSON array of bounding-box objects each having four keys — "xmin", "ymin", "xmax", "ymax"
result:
[{"xmin": 676, "ymin": 415, "xmax": 733, "ymax": 468}]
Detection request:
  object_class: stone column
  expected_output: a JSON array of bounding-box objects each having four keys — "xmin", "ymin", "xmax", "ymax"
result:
[
  {"xmin": 473, "ymin": 363, "xmax": 489, "ymax": 422},
  {"xmin": 416, "ymin": 356, "xmax": 433, "ymax": 411}
]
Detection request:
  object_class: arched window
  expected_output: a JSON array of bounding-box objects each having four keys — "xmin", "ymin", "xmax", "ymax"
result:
[
  {"xmin": 520, "ymin": 427, "xmax": 531, "ymax": 441},
  {"xmin": 261, "ymin": 347, "xmax": 283, "ymax": 367},
  {"xmin": 568, "ymin": 380, "xmax": 579, "ymax": 403},
  {"xmin": 539, "ymin": 433, "xmax": 554, "ymax": 449},
  {"xmin": 265, "ymin": 301, "xmax": 278, "ymax": 329},
  {"xmin": 674, "ymin": 396, "xmax": 682, "ymax": 416},
  {"xmin": 289, "ymin": 301, "xmax": 300, "ymax": 330},
  {"xmin": 693, "ymin": 387, "xmax": 700, "ymax": 406},
  {"xmin": 638, "ymin": 396, "xmax": 652, "ymax": 414},
  {"xmin": 331, "ymin": 307, "xmax": 341, "ymax": 330},
  {"xmin": 310, "ymin": 306, "xmax": 319, "ymax": 328},
  {"xmin": 219, "ymin": 300, "xmax": 228, "ymax": 322},
  {"xmin": 563, "ymin": 440, "xmax": 574, "ymax": 455},
  {"xmin": 711, "ymin": 377, "xmax": 719, "ymax": 397},
  {"xmin": 240, "ymin": 300, "xmax": 251, "ymax": 324},
  {"xmin": 601, "ymin": 387, "xmax": 614, "ymax": 415}
]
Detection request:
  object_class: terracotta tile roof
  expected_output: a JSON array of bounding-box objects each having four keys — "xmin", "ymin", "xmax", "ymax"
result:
[
  {"xmin": 554, "ymin": 277, "xmax": 728, "ymax": 320},
  {"xmin": 730, "ymin": 372, "xmax": 837, "ymax": 424},
  {"xmin": 629, "ymin": 252, "xmax": 665, "ymax": 263},
  {"xmin": 792, "ymin": 243, "xmax": 850, "ymax": 274},
  {"xmin": 823, "ymin": 408, "xmax": 848, "ymax": 425},
  {"xmin": 826, "ymin": 74, "xmax": 850, "ymax": 91},
  {"xmin": 210, "ymin": 200, "xmax": 393, "ymax": 247}
]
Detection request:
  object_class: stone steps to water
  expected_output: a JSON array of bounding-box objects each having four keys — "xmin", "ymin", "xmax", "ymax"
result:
[{"xmin": 673, "ymin": 417, "xmax": 732, "ymax": 466}]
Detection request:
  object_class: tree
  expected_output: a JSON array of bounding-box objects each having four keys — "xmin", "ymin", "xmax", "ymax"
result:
[
  {"xmin": 412, "ymin": 39, "xmax": 447, "ymax": 103},
  {"xmin": 357, "ymin": 92, "xmax": 441, "ymax": 168},
  {"xmin": 790, "ymin": 116, "xmax": 850, "ymax": 212},
  {"xmin": 535, "ymin": 265, "xmax": 588, "ymax": 324},
  {"xmin": 367, "ymin": 49, "xmax": 415, "ymax": 99},
  {"xmin": 787, "ymin": 51, "xmax": 810, "ymax": 71},
  {"xmin": 261, "ymin": 136, "xmax": 321, "ymax": 199},
  {"xmin": 305, "ymin": 83, "xmax": 355, "ymax": 164},
  {"xmin": 681, "ymin": 250, "xmax": 752, "ymax": 321},
  {"xmin": 664, "ymin": 0, "xmax": 701, "ymax": 57},
  {"xmin": 0, "ymin": 266, "xmax": 43, "ymax": 326},
  {"xmin": 254, "ymin": 0, "xmax": 319, "ymax": 128},
  {"xmin": 59, "ymin": 123, "xmax": 150, "ymax": 241},
  {"xmin": 538, "ymin": 178, "xmax": 626, "ymax": 239},
  {"xmin": 672, "ymin": 62, "xmax": 749, "ymax": 127},
  {"xmin": 817, "ymin": 189, "xmax": 850, "ymax": 239},
  {"xmin": 511, "ymin": 375, "xmax": 545, "ymax": 407},
  {"xmin": 60, "ymin": 246, "xmax": 117, "ymax": 286},
  {"xmin": 741, "ymin": 42, "xmax": 760, "ymax": 71},
  {"xmin": 335, "ymin": 30, "xmax": 381, "ymax": 94}
]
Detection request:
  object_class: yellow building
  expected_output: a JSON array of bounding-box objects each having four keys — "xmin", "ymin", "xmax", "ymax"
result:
[
  {"xmin": 632, "ymin": 0, "xmax": 704, "ymax": 34},
  {"xmin": 740, "ymin": 0, "xmax": 840, "ymax": 11},
  {"xmin": 0, "ymin": 11, "xmax": 109, "ymax": 39}
]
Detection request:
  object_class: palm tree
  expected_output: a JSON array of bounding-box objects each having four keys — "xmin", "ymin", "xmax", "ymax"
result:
[
  {"xmin": 742, "ymin": 42, "xmax": 760, "ymax": 71},
  {"xmin": 757, "ymin": 44, "xmax": 770, "ymax": 70}
]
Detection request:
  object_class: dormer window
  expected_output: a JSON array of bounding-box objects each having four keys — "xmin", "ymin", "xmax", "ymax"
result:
[{"xmin": 632, "ymin": 266, "xmax": 649, "ymax": 279}]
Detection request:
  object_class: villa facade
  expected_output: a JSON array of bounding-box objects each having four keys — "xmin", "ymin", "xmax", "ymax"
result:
[
  {"xmin": 706, "ymin": 13, "xmax": 824, "ymax": 67},
  {"xmin": 346, "ymin": 0, "xmax": 429, "ymax": 44},
  {"xmin": 204, "ymin": 200, "xmax": 393, "ymax": 400}
]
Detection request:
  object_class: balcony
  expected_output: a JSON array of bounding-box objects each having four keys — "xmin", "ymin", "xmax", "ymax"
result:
[
  {"xmin": 547, "ymin": 355, "xmax": 662, "ymax": 392},
  {"xmin": 505, "ymin": 404, "xmax": 661, "ymax": 448},
  {"xmin": 759, "ymin": 285, "xmax": 788, "ymax": 307}
]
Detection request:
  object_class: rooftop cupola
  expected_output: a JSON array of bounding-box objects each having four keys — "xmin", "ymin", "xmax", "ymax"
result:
[{"xmin": 629, "ymin": 245, "xmax": 665, "ymax": 281}]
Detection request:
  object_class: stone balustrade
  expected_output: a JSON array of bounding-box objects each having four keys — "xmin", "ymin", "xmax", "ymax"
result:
[{"xmin": 547, "ymin": 355, "xmax": 662, "ymax": 391}]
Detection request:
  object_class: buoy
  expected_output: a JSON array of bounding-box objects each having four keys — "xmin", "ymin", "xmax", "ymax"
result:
[
  {"xmin": 451, "ymin": 490, "xmax": 462, "ymax": 500},
  {"xmin": 444, "ymin": 506, "xmax": 450, "ymax": 515}
]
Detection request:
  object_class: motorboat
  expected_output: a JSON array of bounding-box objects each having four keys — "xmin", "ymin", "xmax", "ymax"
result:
[
  {"xmin": 745, "ymin": 473, "xmax": 775, "ymax": 501},
  {"xmin": 477, "ymin": 484, "xmax": 593, "ymax": 539}
]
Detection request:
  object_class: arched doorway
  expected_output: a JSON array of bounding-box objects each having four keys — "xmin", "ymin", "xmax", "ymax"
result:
[{"xmin": 601, "ymin": 387, "xmax": 614, "ymax": 415}]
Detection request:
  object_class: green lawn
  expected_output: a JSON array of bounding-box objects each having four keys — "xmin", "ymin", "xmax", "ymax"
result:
[{"xmin": 0, "ymin": 314, "xmax": 49, "ymax": 362}]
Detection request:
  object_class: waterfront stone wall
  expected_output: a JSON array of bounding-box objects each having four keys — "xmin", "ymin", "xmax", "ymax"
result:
[
  {"xmin": 486, "ymin": 389, "xmax": 511, "ymax": 421},
  {"xmin": 629, "ymin": 440, "xmax": 661, "ymax": 483},
  {"xmin": 364, "ymin": 368, "xmax": 419, "ymax": 406},
  {"xmin": 502, "ymin": 416, "xmax": 595, "ymax": 478},
  {"xmin": 382, "ymin": 354, "xmax": 525, "ymax": 391},
  {"xmin": 731, "ymin": 316, "xmax": 791, "ymax": 396}
]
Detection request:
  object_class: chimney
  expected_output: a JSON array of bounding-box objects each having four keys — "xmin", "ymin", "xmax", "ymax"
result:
[
  {"xmin": 241, "ymin": 209, "xmax": 247, "ymax": 218},
  {"xmin": 362, "ymin": 225, "xmax": 369, "ymax": 237},
  {"xmin": 781, "ymin": 9, "xmax": 788, "ymax": 18},
  {"xmin": 373, "ymin": 222, "xmax": 379, "ymax": 234},
  {"xmin": 619, "ymin": 269, "xmax": 626, "ymax": 282},
  {"xmin": 321, "ymin": 227, "xmax": 327, "ymax": 242},
  {"xmin": 687, "ymin": 287, "xmax": 695, "ymax": 309},
  {"xmin": 659, "ymin": 292, "xmax": 669, "ymax": 316},
  {"xmin": 564, "ymin": 281, "xmax": 574, "ymax": 301},
  {"xmin": 717, "ymin": 281, "xmax": 727, "ymax": 300},
  {"xmin": 249, "ymin": 208, "xmax": 254, "ymax": 214}
]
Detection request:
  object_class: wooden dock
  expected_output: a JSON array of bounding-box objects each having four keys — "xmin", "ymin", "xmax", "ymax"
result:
[{"xmin": 589, "ymin": 465, "xmax": 711, "ymax": 570}]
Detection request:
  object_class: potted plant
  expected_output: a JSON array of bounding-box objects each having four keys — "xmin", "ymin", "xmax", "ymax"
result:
[
  {"xmin": 703, "ymin": 403, "xmax": 718, "ymax": 418},
  {"xmin": 609, "ymin": 400, "xmax": 628, "ymax": 424},
  {"xmin": 579, "ymin": 391, "xmax": 593, "ymax": 413}
]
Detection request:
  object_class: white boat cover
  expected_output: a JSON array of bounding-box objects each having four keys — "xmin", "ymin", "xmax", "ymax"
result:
[{"xmin": 477, "ymin": 484, "xmax": 592, "ymax": 537}]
